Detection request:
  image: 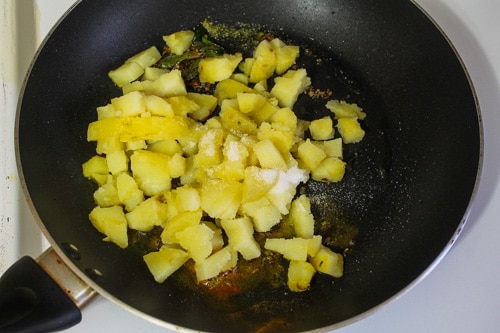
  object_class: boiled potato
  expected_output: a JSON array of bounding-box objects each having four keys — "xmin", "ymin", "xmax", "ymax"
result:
[
  {"xmin": 289, "ymin": 195, "xmax": 315, "ymax": 239},
  {"xmin": 221, "ymin": 217, "xmax": 261, "ymax": 260},
  {"xmin": 89, "ymin": 206, "xmax": 128, "ymax": 248},
  {"xmin": 126, "ymin": 196, "xmax": 169, "ymax": 232},
  {"xmin": 176, "ymin": 223, "xmax": 215, "ymax": 262},
  {"xmin": 296, "ymin": 139, "xmax": 327, "ymax": 171},
  {"xmin": 336, "ymin": 117, "xmax": 365, "ymax": 144},
  {"xmin": 115, "ymin": 172, "xmax": 144, "ymax": 212},
  {"xmin": 264, "ymin": 235, "xmax": 322, "ymax": 261},
  {"xmin": 326, "ymin": 99, "xmax": 366, "ymax": 120},
  {"xmin": 108, "ymin": 46, "xmax": 161, "ymax": 87},
  {"xmin": 130, "ymin": 150, "xmax": 172, "ymax": 196},
  {"xmin": 143, "ymin": 247, "xmax": 190, "ymax": 283},
  {"xmin": 309, "ymin": 245, "xmax": 344, "ymax": 278},
  {"xmin": 163, "ymin": 30, "xmax": 195, "ymax": 55},
  {"xmin": 93, "ymin": 182, "xmax": 119, "ymax": 208},
  {"xmin": 199, "ymin": 53, "xmax": 243, "ymax": 83},
  {"xmin": 309, "ymin": 117, "xmax": 334, "ymax": 141},
  {"xmin": 287, "ymin": 260, "xmax": 316, "ymax": 292},
  {"xmin": 270, "ymin": 69, "xmax": 311, "ymax": 108},
  {"xmin": 194, "ymin": 246, "xmax": 238, "ymax": 281},
  {"xmin": 161, "ymin": 210, "xmax": 203, "ymax": 244},
  {"xmin": 85, "ymin": 29, "xmax": 365, "ymax": 292}
]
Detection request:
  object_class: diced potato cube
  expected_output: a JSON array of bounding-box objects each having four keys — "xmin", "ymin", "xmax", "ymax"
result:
[
  {"xmin": 163, "ymin": 30, "xmax": 195, "ymax": 55},
  {"xmin": 125, "ymin": 46, "xmax": 162, "ymax": 69},
  {"xmin": 193, "ymin": 128, "xmax": 225, "ymax": 168},
  {"xmin": 249, "ymin": 100, "xmax": 279, "ymax": 124},
  {"xmin": 336, "ymin": 118, "xmax": 365, "ymax": 144},
  {"xmin": 220, "ymin": 107, "xmax": 257, "ymax": 135},
  {"xmin": 97, "ymin": 104, "xmax": 117, "ymax": 120},
  {"xmin": 108, "ymin": 61, "xmax": 143, "ymax": 87},
  {"xmin": 141, "ymin": 70, "xmax": 187, "ymax": 97},
  {"xmin": 322, "ymin": 138, "xmax": 343, "ymax": 158},
  {"xmin": 126, "ymin": 196, "xmax": 169, "ymax": 231},
  {"xmin": 238, "ymin": 57, "xmax": 255, "ymax": 76},
  {"xmin": 220, "ymin": 98, "xmax": 239, "ymax": 113},
  {"xmin": 325, "ymin": 99, "xmax": 366, "ymax": 120},
  {"xmin": 241, "ymin": 166, "xmax": 279, "ymax": 203},
  {"xmin": 161, "ymin": 210, "xmax": 203, "ymax": 244},
  {"xmin": 148, "ymin": 139, "xmax": 183, "ymax": 156},
  {"xmin": 253, "ymin": 80, "xmax": 268, "ymax": 95},
  {"xmin": 173, "ymin": 185, "xmax": 201, "ymax": 212},
  {"xmin": 142, "ymin": 67, "xmax": 168, "ymax": 81},
  {"xmin": 237, "ymin": 92, "xmax": 267, "ymax": 114},
  {"xmin": 95, "ymin": 136, "xmax": 124, "ymax": 155},
  {"xmin": 93, "ymin": 182, "xmax": 119, "ymax": 208},
  {"xmin": 108, "ymin": 49, "xmax": 157, "ymax": 85},
  {"xmin": 89, "ymin": 206, "xmax": 128, "ymax": 248},
  {"xmin": 309, "ymin": 245, "xmax": 344, "ymax": 278},
  {"xmin": 176, "ymin": 223, "xmax": 214, "ymax": 262},
  {"xmin": 270, "ymin": 107, "xmax": 297, "ymax": 132},
  {"xmin": 143, "ymin": 247, "xmax": 190, "ymax": 283},
  {"xmin": 199, "ymin": 53, "xmax": 243, "ymax": 83},
  {"xmin": 214, "ymin": 78, "xmax": 255, "ymax": 103},
  {"xmin": 239, "ymin": 197, "xmax": 282, "ymax": 232},
  {"xmin": 270, "ymin": 69, "xmax": 311, "ymax": 108},
  {"xmin": 157, "ymin": 191, "xmax": 179, "ymax": 221},
  {"xmin": 264, "ymin": 235, "xmax": 322, "ymax": 261},
  {"xmin": 122, "ymin": 81, "xmax": 145, "ymax": 95},
  {"xmin": 253, "ymin": 139, "xmax": 287, "ymax": 170},
  {"xmin": 296, "ymin": 139, "xmax": 327, "ymax": 171},
  {"xmin": 266, "ymin": 167, "xmax": 309, "ymax": 215},
  {"xmin": 106, "ymin": 150, "xmax": 128, "ymax": 175},
  {"xmin": 167, "ymin": 96, "xmax": 199, "ymax": 117},
  {"xmin": 257, "ymin": 122, "xmax": 295, "ymax": 157},
  {"xmin": 130, "ymin": 150, "xmax": 171, "ymax": 196},
  {"xmin": 249, "ymin": 40, "xmax": 276, "ymax": 82},
  {"xmin": 200, "ymin": 178, "xmax": 242, "ymax": 219},
  {"xmin": 203, "ymin": 221, "xmax": 224, "ymax": 252},
  {"xmin": 287, "ymin": 260, "xmax": 316, "ymax": 292},
  {"xmin": 144, "ymin": 94, "xmax": 174, "ymax": 117},
  {"xmin": 309, "ymin": 117, "xmax": 334, "ymax": 141},
  {"xmin": 194, "ymin": 246, "xmax": 238, "ymax": 281},
  {"xmin": 111, "ymin": 91, "xmax": 146, "ymax": 117},
  {"xmin": 167, "ymin": 153, "xmax": 186, "ymax": 178},
  {"xmin": 82, "ymin": 155, "xmax": 109, "ymax": 184},
  {"xmin": 289, "ymin": 195, "xmax": 315, "ymax": 238},
  {"xmin": 186, "ymin": 92, "xmax": 218, "ymax": 121},
  {"xmin": 271, "ymin": 39, "xmax": 300, "ymax": 75},
  {"xmin": 87, "ymin": 116, "xmax": 189, "ymax": 143},
  {"xmin": 126, "ymin": 140, "xmax": 147, "ymax": 151},
  {"xmin": 221, "ymin": 217, "xmax": 261, "ymax": 260},
  {"xmin": 115, "ymin": 172, "xmax": 144, "ymax": 211},
  {"xmin": 231, "ymin": 73, "xmax": 249, "ymax": 85},
  {"xmin": 311, "ymin": 157, "xmax": 346, "ymax": 182},
  {"xmin": 212, "ymin": 140, "xmax": 249, "ymax": 180}
]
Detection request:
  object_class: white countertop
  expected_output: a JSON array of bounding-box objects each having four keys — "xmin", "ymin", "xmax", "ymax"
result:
[{"xmin": 1, "ymin": 0, "xmax": 499, "ymax": 332}]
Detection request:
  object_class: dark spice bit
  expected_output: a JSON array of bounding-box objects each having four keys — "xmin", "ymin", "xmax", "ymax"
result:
[{"xmin": 306, "ymin": 85, "xmax": 333, "ymax": 99}]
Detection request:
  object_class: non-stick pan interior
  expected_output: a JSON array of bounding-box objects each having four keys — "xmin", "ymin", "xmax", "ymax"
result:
[{"xmin": 17, "ymin": 0, "xmax": 480, "ymax": 332}]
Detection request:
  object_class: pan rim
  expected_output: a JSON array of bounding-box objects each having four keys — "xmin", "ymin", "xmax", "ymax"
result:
[{"xmin": 13, "ymin": 0, "xmax": 483, "ymax": 332}]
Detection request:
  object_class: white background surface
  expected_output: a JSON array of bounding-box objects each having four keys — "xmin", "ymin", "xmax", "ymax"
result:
[{"xmin": 1, "ymin": 0, "xmax": 499, "ymax": 332}]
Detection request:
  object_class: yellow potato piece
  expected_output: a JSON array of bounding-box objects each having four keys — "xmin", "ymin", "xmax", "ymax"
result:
[
  {"xmin": 86, "ymin": 30, "xmax": 368, "ymax": 291},
  {"xmin": 87, "ymin": 116, "xmax": 189, "ymax": 143}
]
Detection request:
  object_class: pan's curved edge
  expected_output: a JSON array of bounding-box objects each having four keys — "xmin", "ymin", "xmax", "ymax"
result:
[
  {"xmin": 13, "ymin": 1, "xmax": 211, "ymax": 331},
  {"xmin": 13, "ymin": 1, "xmax": 484, "ymax": 332},
  {"xmin": 317, "ymin": 2, "xmax": 484, "ymax": 332}
]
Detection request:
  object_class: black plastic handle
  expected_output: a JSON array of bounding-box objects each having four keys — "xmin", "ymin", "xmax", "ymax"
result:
[{"xmin": 0, "ymin": 256, "xmax": 81, "ymax": 333}]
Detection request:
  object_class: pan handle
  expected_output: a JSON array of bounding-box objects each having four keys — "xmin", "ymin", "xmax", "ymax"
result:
[{"xmin": 0, "ymin": 248, "xmax": 97, "ymax": 333}]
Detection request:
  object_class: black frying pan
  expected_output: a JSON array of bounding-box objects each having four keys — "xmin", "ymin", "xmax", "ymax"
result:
[{"xmin": 2, "ymin": 0, "xmax": 481, "ymax": 332}]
